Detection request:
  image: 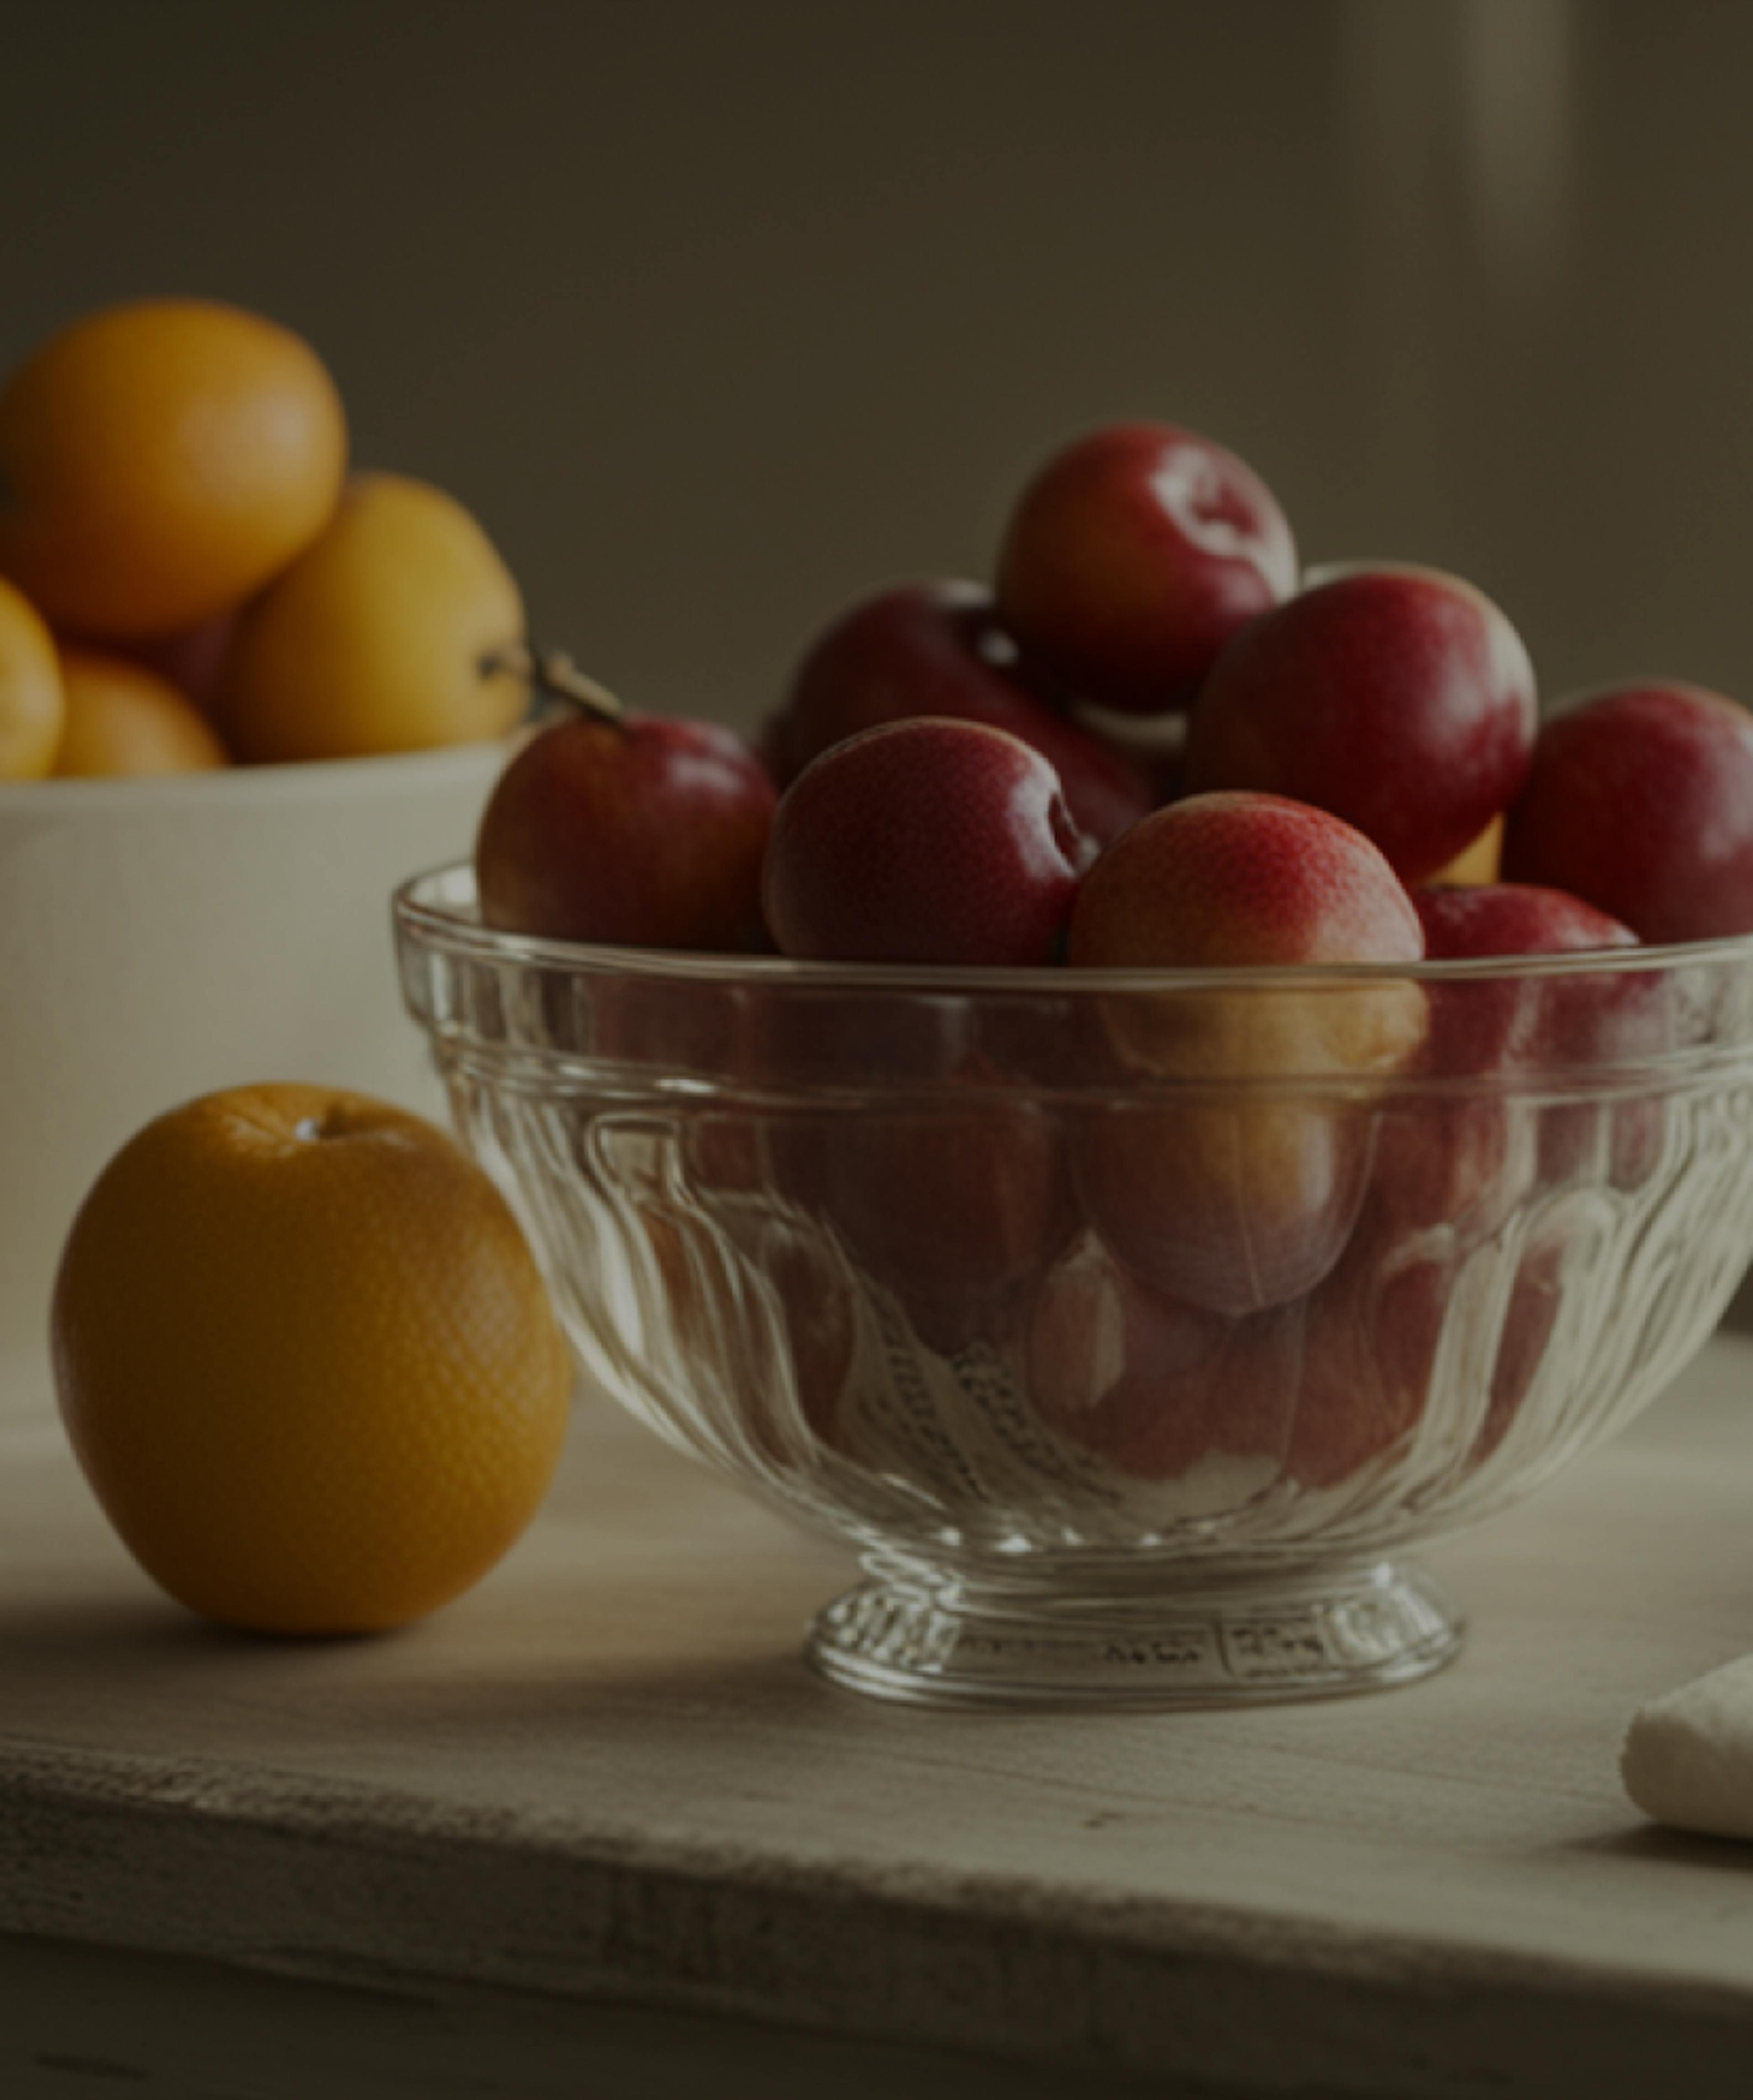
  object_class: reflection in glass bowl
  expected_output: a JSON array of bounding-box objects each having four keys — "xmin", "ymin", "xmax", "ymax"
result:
[{"xmin": 396, "ymin": 864, "xmax": 1753, "ymax": 1708}]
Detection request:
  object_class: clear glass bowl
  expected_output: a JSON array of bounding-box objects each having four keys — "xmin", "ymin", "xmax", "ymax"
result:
[{"xmin": 395, "ymin": 864, "xmax": 1753, "ymax": 1709}]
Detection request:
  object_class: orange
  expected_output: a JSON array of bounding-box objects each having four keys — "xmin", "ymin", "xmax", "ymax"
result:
[
  {"xmin": 0, "ymin": 573, "xmax": 64, "ymax": 778},
  {"xmin": 220, "ymin": 471, "xmax": 529, "ymax": 764},
  {"xmin": 52, "ymin": 1084, "xmax": 573, "ymax": 1634},
  {"xmin": 53, "ymin": 647, "xmax": 228, "ymax": 776},
  {"xmin": 0, "ymin": 299, "xmax": 347, "ymax": 639}
]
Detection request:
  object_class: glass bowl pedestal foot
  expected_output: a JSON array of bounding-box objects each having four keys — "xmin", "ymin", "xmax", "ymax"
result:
[{"xmin": 806, "ymin": 1552, "xmax": 1463, "ymax": 1710}]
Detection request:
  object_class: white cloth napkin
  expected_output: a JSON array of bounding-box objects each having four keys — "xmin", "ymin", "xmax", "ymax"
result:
[{"xmin": 1622, "ymin": 1656, "xmax": 1753, "ymax": 1839}]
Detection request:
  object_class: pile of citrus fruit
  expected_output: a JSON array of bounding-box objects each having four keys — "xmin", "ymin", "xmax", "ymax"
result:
[
  {"xmin": 0, "ymin": 298, "xmax": 531, "ymax": 779},
  {"xmin": 8, "ymin": 295, "xmax": 570, "ymax": 1640}
]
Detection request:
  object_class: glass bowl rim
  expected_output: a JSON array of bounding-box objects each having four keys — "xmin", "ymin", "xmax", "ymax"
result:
[{"xmin": 394, "ymin": 860, "xmax": 1753, "ymax": 996}]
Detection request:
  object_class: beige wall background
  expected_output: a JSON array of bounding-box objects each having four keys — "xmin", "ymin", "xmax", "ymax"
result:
[{"xmin": 4, "ymin": 0, "xmax": 1750, "ymax": 733}]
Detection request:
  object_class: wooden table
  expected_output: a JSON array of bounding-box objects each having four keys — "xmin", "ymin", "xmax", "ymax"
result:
[{"xmin": 5, "ymin": 1336, "xmax": 1753, "ymax": 2098}]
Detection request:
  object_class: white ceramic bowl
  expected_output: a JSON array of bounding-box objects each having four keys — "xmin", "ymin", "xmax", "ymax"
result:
[{"xmin": 0, "ymin": 742, "xmax": 508, "ymax": 1405}]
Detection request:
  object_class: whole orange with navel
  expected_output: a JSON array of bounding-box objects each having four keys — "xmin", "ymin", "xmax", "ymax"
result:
[
  {"xmin": 52, "ymin": 1085, "xmax": 573, "ymax": 1635},
  {"xmin": 0, "ymin": 298, "xmax": 347, "ymax": 640},
  {"xmin": 53, "ymin": 648, "xmax": 227, "ymax": 776}
]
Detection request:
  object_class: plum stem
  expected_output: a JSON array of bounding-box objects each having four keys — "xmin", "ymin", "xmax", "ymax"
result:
[{"xmin": 483, "ymin": 641, "xmax": 625, "ymax": 727}]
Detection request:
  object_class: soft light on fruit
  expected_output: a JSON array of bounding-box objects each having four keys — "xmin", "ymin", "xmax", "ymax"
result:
[
  {"xmin": 220, "ymin": 472, "xmax": 529, "ymax": 763},
  {"xmin": 763, "ymin": 717, "xmax": 1090, "ymax": 966},
  {"xmin": 997, "ymin": 422, "xmax": 1297, "ymax": 716},
  {"xmin": 0, "ymin": 299, "xmax": 346, "ymax": 639},
  {"xmin": 477, "ymin": 710, "xmax": 775, "ymax": 952},
  {"xmin": 1068, "ymin": 792, "xmax": 1426, "ymax": 1314},
  {"xmin": 1067, "ymin": 791, "xmax": 1427, "ymax": 1058},
  {"xmin": 1075, "ymin": 1090, "xmax": 1372, "ymax": 1319},
  {"xmin": 1184, "ymin": 563, "xmax": 1536, "ymax": 884},
  {"xmin": 1501, "ymin": 682, "xmax": 1753, "ymax": 943},
  {"xmin": 52, "ymin": 1084, "xmax": 572, "ymax": 1635}
]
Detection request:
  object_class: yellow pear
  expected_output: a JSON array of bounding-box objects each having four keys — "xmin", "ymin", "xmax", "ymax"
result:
[{"xmin": 221, "ymin": 473, "xmax": 530, "ymax": 764}]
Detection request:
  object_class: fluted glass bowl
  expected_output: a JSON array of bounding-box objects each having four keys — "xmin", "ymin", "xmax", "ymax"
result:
[{"xmin": 395, "ymin": 864, "xmax": 1753, "ymax": 1708}]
